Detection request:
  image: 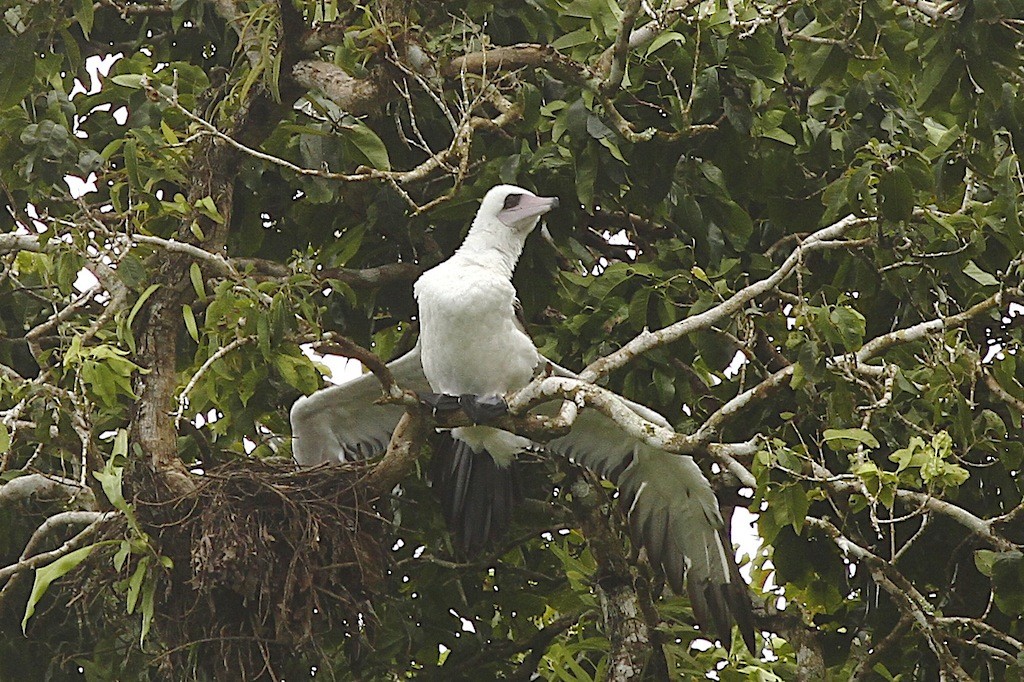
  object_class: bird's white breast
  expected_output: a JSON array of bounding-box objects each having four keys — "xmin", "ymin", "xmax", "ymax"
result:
[{"xmin": 414, "ymin": 258, "xmax": 537, "ymax": 397}]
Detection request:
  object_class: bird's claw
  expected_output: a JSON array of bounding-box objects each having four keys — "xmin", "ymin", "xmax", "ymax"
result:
[{"xmin": 420, "ymin": 392, "xmax": 508, "ymax": 424}]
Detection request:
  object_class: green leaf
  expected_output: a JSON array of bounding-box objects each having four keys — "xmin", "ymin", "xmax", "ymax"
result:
[
  {"xmin": 126, "ymin": 566, "xmax": 154, "ymax": 618},
  {"xmin": 0, "ymin": 423, "xmax": 9, "ymax": 454},
  {"xmin": 0, "ymin": 33, "xmax": 36, "ymax": 109},
  {"xmin": 124, "ymin": 138, "xmax": 142, "ymax": 189},
  {"xmin": 126, "ymin": 284, "xmax": 161, "ymax": 329},
  {"xmin": 94, "ymin": 467, "xmax": 127, "ymax": 514},
  {"xmin": 829, "ymin": 306, "xmax": 866, "ymax": 351},
  {"xmin": 877, "ymin": 168, "xmax": 914, "ymax": 222},
  {"xmin": 140, "ymin": 575, "xmax": 157, "ymax": 647},
  {"xmin": 975, "ymin": 549, "xmax": 998, "ymax": 577},
  {"xmin": 963, "ymin": 260, "xmax": 999, "ymax": 286},
  {"xmin": 823, "ymin": 428, "xmax": 880, "ymax": 451},
  {"xmin": 23, "ymin": 545, "xmax": 95, "ymax": 632},
  {"xmin": 195, "ymin": 196, "xmax": 224, "ymax": 224},
  {"xmin": 551, "ymin": 27, "xmax": 593, "ymax": 50},
  {"xmin": 782, "ymin": 484, "xmax": 811, "ymax": 534},
  {"xmin": 183, "ymin": 305, "xmax": 198, "ymax": 342},
  {"xmin": 575, "ymin": 144, "xmax": 598, "ymax": 210},
  {"xmin": 110, "ymin": 74, "xmax": 145, "ymax": 89},
  {"xmin": 190, "ymin": 262, "xmax": 206, "ymax": 300},
  {"xmin": 645, "ymin": 31, "xmax": 685, "ymax": 56},
  {"xmin": 113, "ymin": 541, "xmax": 131, "ymax": 573},
  {"xmin": 75, "ymin": 0, "xmax": 94, "ymax": 38},
  {"xmin": 126, "ymin": 556, "xmax": 150, "ymax": 615},
  {"xmin": 343, "ymin": 122, "xmax": 390, "ymax": 170},
  {"xmin": 762, "ymin": 128, "xmax": 797, "ymax": 146}
]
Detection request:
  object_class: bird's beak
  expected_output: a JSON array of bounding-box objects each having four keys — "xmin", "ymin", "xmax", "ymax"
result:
[{"xmin": 498, "ymin": 195, "xmax": 559, "ymax": 227}]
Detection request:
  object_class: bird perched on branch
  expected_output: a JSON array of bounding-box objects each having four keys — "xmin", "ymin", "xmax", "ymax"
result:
[{"xmin": 290, "ymin": 184, "xmax": 756, "ymax": 652}]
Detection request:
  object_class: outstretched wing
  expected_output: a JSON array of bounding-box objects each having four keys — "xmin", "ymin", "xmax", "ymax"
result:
[
  {"xmin": 290, "ymin": 345, "xmax": 430, "ymax": 465},
  {"xmin": 541, "ymin": 361, "xmax": 756, "ymax": 652}
]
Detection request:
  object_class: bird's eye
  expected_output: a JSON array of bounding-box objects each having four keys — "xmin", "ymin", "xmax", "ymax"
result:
[{"xmin": 502, "ymin": 194, "xmax": 523, "ymax": 210}]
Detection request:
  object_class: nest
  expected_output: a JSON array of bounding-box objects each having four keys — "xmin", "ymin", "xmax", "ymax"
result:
[{"xmin": 142, "ymin": 459, "xmax": 388, "ymax": 680}]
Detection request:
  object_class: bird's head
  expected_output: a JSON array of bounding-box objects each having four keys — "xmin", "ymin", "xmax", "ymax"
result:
[
  {"xmin": 458, "ymin": 185, "xmax": 560, "ymax": 271},
  {"xmin": 477, "ymin": 184, "xmax": 559, "ymax": 234}
]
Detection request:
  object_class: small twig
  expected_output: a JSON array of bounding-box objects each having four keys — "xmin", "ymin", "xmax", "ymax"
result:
[
  {"xmin": 0, "ymin": 512, "xmax": 118, "ymax": 584},
  {"xmin": 312, "ymin": 339, "xmax": 403, "ymax": 401},
  {"xmin": 173, "ymin": 336, "xmax": 256, "ymax": 425}
]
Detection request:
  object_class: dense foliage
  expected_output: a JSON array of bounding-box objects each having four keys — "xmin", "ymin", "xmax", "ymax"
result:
[{"xmin": 1, "ymin": 0, "xmax": 1023, "ymax": 679}]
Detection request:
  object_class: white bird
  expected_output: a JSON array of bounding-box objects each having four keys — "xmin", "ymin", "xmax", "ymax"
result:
[{"xmin": 290, "ymin": 184, "xmax": 755, "ymax": 651}]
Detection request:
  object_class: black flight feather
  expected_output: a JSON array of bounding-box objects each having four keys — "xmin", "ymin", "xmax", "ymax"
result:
[{"xmin": 430, "ymin": 434, "xmax": 522, "ymax": 556}]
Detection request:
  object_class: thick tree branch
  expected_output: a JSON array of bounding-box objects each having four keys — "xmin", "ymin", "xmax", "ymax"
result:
[
  {"xmin": 574, "ymin": 476, "xmax": 653, "ymax": 680},
  {"xmin": 0, "ymin": 474, "xmax": 96, "ymax": 510},
  {"xmin": 894, "ymin": 0, "xmax": 965, "ymax": 20},
  {"xmin": 312, "ymin": 339, "xmax": 405, "ymax": 402},
  {"xmin": 982, "ymin": 370, "xmax": 1024, "ymax": 414},
  {"xmin": 291, "ymin": 61, "xmax": 390, "ymax": 117},
  {"xmin": 825, "ymin": 473, "xmax": 1016, "ymax": 551},
  {"xmin": 362, "ymin": 411, "xmax": 429, "ymax": 494}
]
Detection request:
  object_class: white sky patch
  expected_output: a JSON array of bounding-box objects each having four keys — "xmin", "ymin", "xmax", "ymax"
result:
[
  {"xmin": 723, "ymin": 349, "xmax": 747, "ymax": 379},
  {"xmin": 983, "ymin": 302, "xmax": 1023, "ymax": 363},
  {"xmin": 65, "ymin": 173, "xmax": 97, "ymax": 198},
  {"xmin": 604, "ymin": 228, "xmax": 639, "ymax": 260},
  {"xmin": 74, "ymin": 268, "xmax": 99, "ymax": 293},
  {"xmin": 300, "ymin": 344, "xmax": 364, "ymax": 384},
  {"xmin": 731, "ymin": 506, "xmax": 762, "ymax": 583},
  {"xmin": 70, "ymin": 53, "xmax": 121, "ymax": 98}
]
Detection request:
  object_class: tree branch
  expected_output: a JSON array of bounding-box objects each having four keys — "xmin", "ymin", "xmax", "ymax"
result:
[
  {"xmin": 601, "ymin": 0, "xmax": 645, "ymax": 95},
  {"xmin": 0, "ymin": 511, "xmax": 117, "ymax": 585},
  {"xmin": 0, "ymin": 474, "xmax": 97, "ymax": 510},
  {"xmin": 807, "ymin": 517, "xmax": 974, "ymax": 682},
  {"xmin": 362, "ymin": 411, "xmax": 429, "ymax": 494},
  {"xmin": 695, "ymin": 287, "xmax": 1019, "ymax": 445},
  {"xmin": 580, "ymin": 215, "xmax": 876, "ymax": 382}
]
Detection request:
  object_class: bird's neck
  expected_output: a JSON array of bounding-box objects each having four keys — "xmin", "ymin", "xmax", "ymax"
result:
[{"xmin": 453, "ymin": 220, "xmax": 528, "ymax": 279}]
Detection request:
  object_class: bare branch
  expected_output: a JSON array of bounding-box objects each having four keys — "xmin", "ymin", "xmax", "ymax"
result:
[
  {"xmin": 150, "ymin": 82, "xmax": 519, "ymax": 207},
  {"xmin": 601, "ymin": 0, "xmax": 645, "ymax": 95},
  {"xmin": 851, "ymin": 615, "xmax": 913, "ymax": 681},
  {"xmin": 982, "ymin": 370, "xmax": 1024, "ymax": 413},
  {"xmin": 692, "ymin": 287, "xmax": 1017, "ymax": 444},
  {"xmin": 0, "ymin": 511, "xmax": 118, "ymax": 585},
  {"xmin": 173, "ymin": 336, "xmax": 256, "ymax": 425},
  {"xmin": 313, "ymin": 339, "xmax": 405, "ymax": 402},
  {"xmin": 807, "ymin": 517, "xmax": 974, "ymax": 681},
  {"xmin": 934, "ymin": 616, "xmax": 1024, "ymax": 654},
  {"xmin": 581, "ymin": 215, "xmax": 877, "ymax": 382},
  {"xmin": 319, "ymin": 262, "xmax": 423, "ymax": 288},
  {"xmin": 0, "ymin": 474, "xmax": 97, "ymax": 511},
  {"xmin": 894, "ymin": 0, "xmax": 965, "ymax": 20},
  {"xmin": 94, "ymin": 0, "xmax": 172, "ymax": 15},
  {"xmin": 597, "ymin": 0, "xmax": 703, "ymax": 73},
  {"xmin": 132, "ymin": 234, "xmax": 241, "ymax": 279},
  {"xmin": 506, "ymin": 374, "xmax": 758, "ymax": 485}
]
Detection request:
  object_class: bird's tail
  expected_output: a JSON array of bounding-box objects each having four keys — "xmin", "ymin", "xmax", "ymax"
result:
[{"xmin": 430, "ymin": 434, "xmax": 521, "ymax": 555}]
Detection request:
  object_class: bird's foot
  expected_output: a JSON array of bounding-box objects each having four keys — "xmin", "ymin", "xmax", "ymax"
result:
[{"xmin": 420, "ymin": 392, "xmax": 508, "ymax": 424}]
